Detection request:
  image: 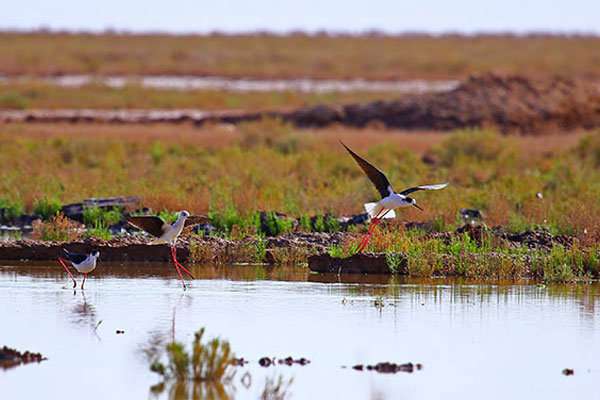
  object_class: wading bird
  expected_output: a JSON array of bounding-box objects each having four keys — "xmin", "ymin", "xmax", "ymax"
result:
[
  {"xmin": 341, "ymin": 142, "xmax": 448, "ymax": 252},
  {"xmin": 57, "ymin": 249, "xmax": 100, "ymax": 289},
  {"xmin": 126, "ymin": 210, "xmax": 196, "ymax": 290}
]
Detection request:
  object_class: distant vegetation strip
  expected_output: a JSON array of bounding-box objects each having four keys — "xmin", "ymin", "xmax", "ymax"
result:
[{"xmin": 2, "ymin": 32, "xmax": 600, "ymax": 79}]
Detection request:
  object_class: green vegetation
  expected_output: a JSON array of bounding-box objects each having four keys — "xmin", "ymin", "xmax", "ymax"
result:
[
  {"xmin": 1, "ymin": 119, "xmax": 600, "ymax": 281},
  {"xmin": 33, "ymin": 196, "xmax": 62, "ymax": 220},
  {"xmin": 0, "ymin": 198, "xmax": 24, "ymax": 222},
  {"xmin": 345, "ymin": 226, "xmax": 600, "ymax": 282},
  {"xmin": 147, "ymin": 327, "xmax": 236, "ymax": 399},
  {"xmin": 81, "ymin": 206, "xmax": 122, "ymax": 240}
]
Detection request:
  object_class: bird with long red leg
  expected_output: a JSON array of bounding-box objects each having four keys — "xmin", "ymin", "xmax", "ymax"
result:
[
  {"xmin": 126, "ymin": 210, "xmax": 195, "ymax": 290},
  {"xmin": 341, "ymin": 142, "xmax": 448, "ymax": 253},
  {"xmin": 57, "ymin": 249, "xmax": 100, "ymax": 289}
]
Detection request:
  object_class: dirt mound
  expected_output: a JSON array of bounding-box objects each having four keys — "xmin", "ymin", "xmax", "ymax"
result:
[
  {"xmin": 289, "ymin": 73, "xmax": 600, "ymax": 132},
  {"xmin": 3, "ymin": 74, "xmax": 599, "ymax": 133}
]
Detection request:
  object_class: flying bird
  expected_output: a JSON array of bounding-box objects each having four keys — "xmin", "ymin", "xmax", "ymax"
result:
[
  {"xmin": 341, "ymin": 142, "xmax": 448, "ymax": 252},
  {"xmin": 126, "ymin": 210, "xmax": 199, "ymax": 290},
  {"xmin": 57, "ymin": 249, "xmax": 100, "ymax": 289}
]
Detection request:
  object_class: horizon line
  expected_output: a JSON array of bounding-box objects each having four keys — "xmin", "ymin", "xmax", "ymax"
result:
[{"xmin": 2, "ymin": 27, "xmax": 600, "ymax": 38}]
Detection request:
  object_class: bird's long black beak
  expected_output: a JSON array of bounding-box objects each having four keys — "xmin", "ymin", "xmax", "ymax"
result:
[{"xmin": 413, "ymin": 204, "xmax": 424, "ymax": 211}]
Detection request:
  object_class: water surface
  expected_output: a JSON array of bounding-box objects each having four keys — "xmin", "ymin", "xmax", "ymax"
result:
[
  {"xmin": 0, "ymin": 75, "xmax": 459, "ymax": 93},
  {"xmin": 1, "ymin": 263, "xmax": 598, "ymax": 399}
]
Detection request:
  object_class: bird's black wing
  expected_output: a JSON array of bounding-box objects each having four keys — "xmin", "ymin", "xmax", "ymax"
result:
[
  {"xmin": 127, "ymin": 216, "xmax": 168, "ymax": 238},
  {"xmin": 63, "ymin": 249, "xmax": 88, "ymax": 264},
  {"xmin": 399, "ymin": 183, "xmax": 449, "ymax": 196},
  {"xmin": 184, "ymin": 215, "xmax": 210, "ymax": 228},
  {"xmin": 341, "ymin": 142, "xmax": 392, "ymax": 199}
]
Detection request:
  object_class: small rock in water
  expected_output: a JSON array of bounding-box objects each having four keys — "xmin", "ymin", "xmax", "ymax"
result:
[
  {"xmin": 231, "ymin": 357, "xmax": 248, "ymax": 366},
  {"xmin": 116, "ymin": 330, "xmax": 125, "ymax": 334},
  {"xmin": 260, "ymin": 356, "xmax": 310, "ymax": 367},
  {"xmin": 351, "ymin": 361, "xmax": 422, "ymax": 374},
  {"xmin": 562, "ymin": 368, "xmax": 574, "ymax": 376},
  {"xmin": 259, "ymin": 357, "xmax": 273, "ymax": 367}
]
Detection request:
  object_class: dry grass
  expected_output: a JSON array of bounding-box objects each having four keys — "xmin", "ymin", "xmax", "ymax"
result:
[
  {"xmin": 0, "ymin": 120, "xmax": 598, "ymax": 240},
  {"xmin": 0, "ymin": 81, "xmax": 400, "ymax": 110},
  {"xmin": 2, "ymin": 32, "xmax": 600, "ymax": 79}
]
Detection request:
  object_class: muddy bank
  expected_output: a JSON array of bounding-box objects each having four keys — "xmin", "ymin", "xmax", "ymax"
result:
[
  {"xmin": 0, "ymin": 232, "xmax": 348, "ymax": 263},
  {"xmin": 2, "ymin": 74, "xmax": 598, "ymax": 133},
  {"xmin": 308, "ymin": 252, "xmax": 406, "ymax": 274},
  {"xmin": 0, "ymin": 224, "xmax": 580, "ymax": 270}
]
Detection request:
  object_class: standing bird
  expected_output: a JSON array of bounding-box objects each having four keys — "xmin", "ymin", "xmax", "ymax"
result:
[
  {"xmin": 126, "ymin": 210, "xmax": 195, "ymax": 290},
  {"xmin": 341, "ymin": 142, "xmax": 448, "ymax": 252},
  {"xmin": 57, "ymin": 249, "xmax": 100, "ymax": 289}
]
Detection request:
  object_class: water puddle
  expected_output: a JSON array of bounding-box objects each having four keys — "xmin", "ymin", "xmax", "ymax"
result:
[
  {"xmin": 1, "ymin": 263, "xmax": 598, "ymax": 399},
  {"xmin": 0, "ymin": 75, "xmax": 459, "ymax": 93}
]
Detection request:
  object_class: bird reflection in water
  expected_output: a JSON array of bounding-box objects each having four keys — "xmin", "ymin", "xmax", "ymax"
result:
[{"xmin": 69, "ymin": 291, "xmax": 102, "ymax": 337}]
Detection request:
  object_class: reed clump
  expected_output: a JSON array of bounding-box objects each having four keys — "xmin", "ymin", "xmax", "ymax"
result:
[{"xmin": 31, "ymin": 213, "xmax": 82, "ymax": 241}]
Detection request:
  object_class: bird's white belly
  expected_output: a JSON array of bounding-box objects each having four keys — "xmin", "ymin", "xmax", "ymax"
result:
[
  {"xmin": 74, "ymin": 259, "xmax": 97, "ymax": 274},
  {"xmin": 158, "ymin": 223, "xmax": 184, "ymax": 244},
  {"xmin": 380, "ymin": 195, "xmax": 409, "ymax": 209}
]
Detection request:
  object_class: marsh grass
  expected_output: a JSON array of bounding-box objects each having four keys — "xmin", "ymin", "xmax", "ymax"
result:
[
  {"xmin": 1, "ymin": 122, "xmax": 599, "ymax": 248},
  {"xmin": 81, "ymin": 206, "xmax": 122, "ymax": 240},
  {"xmin": 0, "ymin": 198, "xmax": 24, "ymax": 223},
  {"xmin": 31, "ymin": 213, "xmax": 82, "ymax": 241},
  {"xmin": 32, "ymin": 196, "xmax": 62, "ymax": 220},
  {"xmin": 336, "ymin": 224, "xmax": 599, "ymax": 282},
  {"xmin": 149, "ymin": 328, "xmax": 234, "ymax": 383},
  {"xmin": 147, "ymin": 328, "xmax": 236, "ymax": 400},
  {"xmin": 268, "ymin": 246, "xmax": 310, "ymax": 265},
  {"xmin": 3, "ymin": 32, "xmax": 600, "ymax": 79}
]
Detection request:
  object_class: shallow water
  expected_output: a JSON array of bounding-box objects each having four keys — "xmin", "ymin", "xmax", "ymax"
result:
[
  {"xmin": 0, "ymin": 75, "xmax": 459, "ymax": 93},
  {"xmin": 1, "ymin": 263, "xmax": 599, "ymax": 400}
]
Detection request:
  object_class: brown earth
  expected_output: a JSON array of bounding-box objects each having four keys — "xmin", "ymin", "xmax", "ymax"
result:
[{"xmin": 3, "ymin": 74, "xmax": 599, "ymax": 133}]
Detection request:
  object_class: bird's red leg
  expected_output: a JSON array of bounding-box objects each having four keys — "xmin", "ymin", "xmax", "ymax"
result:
[
  {"xmin": 171, "ymin": 246, "xmax": 195, "ymax": 279},
  {"xmin": 57, "ymin": 258, "xmax": 77, "ymax": 288},
  {"xmin": 81, "ymin": 273, "xmax": 87, "ymax": 290},
  {"xmin": 170, "ymin": 246, "xmax": 187, "ymax": 290},
  {"xmin": 358, "ymin": 210, "xmax": 386, "ymax": 253},
  {"xmin": 370, "ymin": 210, "xmax": 391, "ymax": 241}
]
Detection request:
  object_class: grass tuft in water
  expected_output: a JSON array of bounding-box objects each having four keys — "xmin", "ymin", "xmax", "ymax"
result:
[{"xmin": 148, "ymin": 327, "xmax": 236, "ymax": 399}]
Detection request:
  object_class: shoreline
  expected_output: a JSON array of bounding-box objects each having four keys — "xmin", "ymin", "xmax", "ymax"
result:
[{"xmin": 0, "ymin": 226, "xmax": 595, "ymax": 282}]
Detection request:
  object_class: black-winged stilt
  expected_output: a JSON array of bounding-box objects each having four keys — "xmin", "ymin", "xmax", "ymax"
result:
[
  {"xmin": 57, "ymin": 249, "xmax": 100, "ymax": 289},
  {"xmin": 341, "ymin": 142, "xmax": 448, "ymax": 252},
  {"xmin": 126, "ymin": 210, "xmax": 195, "ymax": 289}
]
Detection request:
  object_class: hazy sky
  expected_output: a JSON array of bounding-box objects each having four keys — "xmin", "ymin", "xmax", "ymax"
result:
[{"xmin": 3, "ymin": 0, "xmax": 599, "ymax": 34}]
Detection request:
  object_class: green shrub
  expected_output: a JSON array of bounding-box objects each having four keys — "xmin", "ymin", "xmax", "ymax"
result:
[
  {"xmin": 0, "ymin": 92, "xmax": 29, "ymax": 109},
  {"xmin": 33, "ymin": 197, "xmax": 62, "ymax": 220},
  {"xmin": 0, "ymin": 198, "xmax": 24, "ymax": 222},
  {"xmin": 83, "ymin": 206, "xmax": 122, "ymax": 227},
  {"xmin": 208, "ymin": 206, "xmax": 243, "ymax": 236},
  {"xmin": 158, "ymin": 209, "xmax": 178, "ymax": 224},
  {"xmin": 432, "ymin": 129, "xmax": 510, "ymax": 167},
  {"xmin": 85, "ymin": 226, "xmax": 112, "ymax": 240},
  {"xmin": 260, "ymin": 211, "xmax": 293, "ymax": 236},
  {"xmin": 254, "ymin": 235, "xmax": 267, "ymax": 262}
]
